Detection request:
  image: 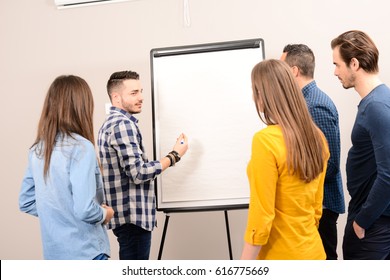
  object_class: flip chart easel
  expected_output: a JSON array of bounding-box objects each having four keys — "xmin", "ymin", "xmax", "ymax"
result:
[
  {"xmin": 157, "ymin": 205, "xmax": 248, "ymax": 260},
  {"xmin": 150, "ymin": 38, "xmax": 265, "ymax": 259}
]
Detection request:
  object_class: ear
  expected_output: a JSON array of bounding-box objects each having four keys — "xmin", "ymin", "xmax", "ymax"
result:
[
  {"xmin": 291, "ymin": 65, "xmax": 300, "ymax": 77},
  {"xmin": 350, "ymin": 58, "xmax": 360, "ymax": 71},
  {"xmin": 111, "ymin": 92, "xmax": 120, "ymax": 104}
]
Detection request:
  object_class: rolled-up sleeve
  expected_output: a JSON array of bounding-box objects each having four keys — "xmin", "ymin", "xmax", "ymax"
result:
[{"xmin": 244, "ymin": 133, "xmax": 277, "ymax": 245}]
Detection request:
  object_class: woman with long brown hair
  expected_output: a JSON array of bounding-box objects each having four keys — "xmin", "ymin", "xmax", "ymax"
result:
[
  {"xmin": 19, "ymin": 75, "xmax": 114, "ymax": 259},
  {"xmin": 241, "ymin": 59, "xmax": 329, "ymax": 259}
]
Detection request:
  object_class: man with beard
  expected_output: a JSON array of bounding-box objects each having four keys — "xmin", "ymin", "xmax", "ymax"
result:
[
  {"xmin": 98, "ymin": 70, "xmax": 188, "ymax": 260},
  {"xmin": 331, "ymin": 30, "xmax": 390, "ymax": 259}
]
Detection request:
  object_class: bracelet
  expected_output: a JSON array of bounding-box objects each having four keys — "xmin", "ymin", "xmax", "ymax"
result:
[
  {"xmin": 166, "ymin": 153, "xmax": 176, "ymax": 167},
  {"xmin": 166, "ymin": 151, "xmax": 181, "ymax": 167},
  {"xmin": 170, "ymin": 150, "xmax": 181, "ymax": 163}
]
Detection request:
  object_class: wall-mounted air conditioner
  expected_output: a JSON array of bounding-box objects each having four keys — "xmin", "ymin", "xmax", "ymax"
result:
[{"xmin": 54, "ymin": 0, "xmax": 131, "ymax": 9}]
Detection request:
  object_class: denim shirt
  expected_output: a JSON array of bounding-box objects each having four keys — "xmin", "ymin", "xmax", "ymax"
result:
[{"xmin": 19, "ymin": 134, "xmax": 110, "ymax": 259}]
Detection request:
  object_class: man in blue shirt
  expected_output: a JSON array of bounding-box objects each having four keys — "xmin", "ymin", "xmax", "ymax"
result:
[
  {"xmin": 331, "ymin": 30, "xmax": 390, "ymax": 260},
  {"xmin": 281, "ymin": 44, "xmax": 345, "ymax": 259},
  {"xmin": 98, "ymin": 70, "xmax": 188, "ymax": 260}
]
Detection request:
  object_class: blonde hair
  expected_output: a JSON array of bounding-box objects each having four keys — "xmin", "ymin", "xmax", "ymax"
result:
[
  {"xmin": 33, "ymin": 75, "xmax": 95, "ymax": 178},
  {"xmin": 251, "ymin": 59, "xmax": 326, "ymax": 182}
]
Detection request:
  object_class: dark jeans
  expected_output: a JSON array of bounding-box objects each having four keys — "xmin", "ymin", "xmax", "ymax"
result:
[
  {"xmin": 343, "ymin": 215, "xmax": 390, "ymax": 260},
  {"xmin": 113, "ymin": 223, "xmax": 152, "ymax": 260},
  {"xmin": 318, "ymin": 209, "xmax": 339, "ymax": 260}
]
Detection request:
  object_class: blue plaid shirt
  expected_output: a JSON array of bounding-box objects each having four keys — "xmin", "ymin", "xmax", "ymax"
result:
[
  {"xmin": 302, "ymin": 81, "xmax": 345, "ymax": 214},
  {"xmin": 98, "ymin": 107, "xmax": 162, "ymax": 231}
]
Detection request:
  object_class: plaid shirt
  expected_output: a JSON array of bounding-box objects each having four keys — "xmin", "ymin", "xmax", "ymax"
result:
[
  {"xmin": 302, "ymin": 81, "xmax": 345, "ymax": 214},
  {"xmin": 98, "ymin": 107, "xmax": 162, "ymax": 231}
]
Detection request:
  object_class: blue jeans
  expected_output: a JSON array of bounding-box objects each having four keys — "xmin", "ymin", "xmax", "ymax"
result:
[
  {"xmin": 113, "ymin": 223, "xmax": 152, "ymax": 260},
  {"xmin": 343, "ymin": 215, "xmax": 390, "ymax": 259}
]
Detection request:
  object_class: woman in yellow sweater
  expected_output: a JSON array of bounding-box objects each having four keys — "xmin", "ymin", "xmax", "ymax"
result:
[{"xmin": 241, "ymin": 59, "xmax": 330, "ymax": 260}]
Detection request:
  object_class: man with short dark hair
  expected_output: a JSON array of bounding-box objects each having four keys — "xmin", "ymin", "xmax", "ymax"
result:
[{"xmin": 98, "ymin": 70, "xmax": 188, "ymax": 260}]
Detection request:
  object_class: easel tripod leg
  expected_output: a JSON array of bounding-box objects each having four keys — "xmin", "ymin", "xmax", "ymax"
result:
[
  {"xmin": 158, "ymin": 213, "xmax": 170, "ymax": 260},
  {"xmin": 224, "ymin": 210, "xmax": 233, "ymax": 260}
]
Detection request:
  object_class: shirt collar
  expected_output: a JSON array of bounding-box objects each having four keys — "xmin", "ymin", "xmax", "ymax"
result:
[
  {"xmin": 301, "ymin": 80, "xmax": 317, "ymax": 97},
  {"xmin": 110, "ymin": 106, "xmax": 139, "ymax": 123}
]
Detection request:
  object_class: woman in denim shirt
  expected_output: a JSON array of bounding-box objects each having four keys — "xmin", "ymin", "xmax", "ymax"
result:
[{"xmin": 19, "ymin": 75, "xmax": 114, "ymax": 260}]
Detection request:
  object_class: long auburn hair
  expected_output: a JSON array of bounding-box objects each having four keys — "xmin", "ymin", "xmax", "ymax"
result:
[
  {"xmin": 251, "ymin": 59, "xmax": 326, "ymax": 182},
  {"xmin": 32, "ymin": 75, "xmax": 95, "ymax": 178}
]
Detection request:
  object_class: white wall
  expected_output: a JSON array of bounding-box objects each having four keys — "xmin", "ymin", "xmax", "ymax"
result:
[{"xmin": 1, "ymin": 0, "xmax": 390, "ymax": 260}]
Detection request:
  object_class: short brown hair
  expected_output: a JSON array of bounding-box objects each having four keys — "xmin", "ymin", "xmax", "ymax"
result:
[
  {"xmin": 282, "ymin": 44, "xmax": 315, "ymax": 78},
  {"xmin": 331, "ymin": 30, "xmax": 379, "ymax": 73},
  {"xmin": 106, "ymin": 70, "xmax": 140, "ymax": 100}
]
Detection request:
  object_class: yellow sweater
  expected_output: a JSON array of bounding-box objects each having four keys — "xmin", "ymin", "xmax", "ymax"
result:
[{"xmin": 244, "ymin": 125, "xmax": 329, "ymax": 260}]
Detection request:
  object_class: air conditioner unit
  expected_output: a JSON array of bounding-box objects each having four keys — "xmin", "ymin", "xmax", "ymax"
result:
[{"xmin": 54, "ymin": 0, "xmax": 131, "ymax": 9}]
